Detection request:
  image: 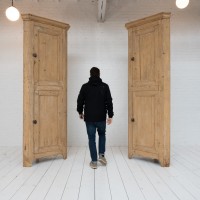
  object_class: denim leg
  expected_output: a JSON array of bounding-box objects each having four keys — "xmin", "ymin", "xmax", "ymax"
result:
[
  {"xmin": 96, "ymin": 121, "xmax": 106, "ymax": 155},
  {"xmin": 85, "ymin": 122, "xmax": 97, "ymax": 162}
]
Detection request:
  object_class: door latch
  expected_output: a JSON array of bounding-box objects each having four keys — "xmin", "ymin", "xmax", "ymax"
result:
[
  {"xmin": 33, "ymin": 120, "xmax": 37, "ymax": 124},
  {"xmin": 131, "ymin": 57, "xmax": 135, "ymax": 61},
  {"xmin": 32, "ymin": 53, "xmax": 37, "ymax": 58}
]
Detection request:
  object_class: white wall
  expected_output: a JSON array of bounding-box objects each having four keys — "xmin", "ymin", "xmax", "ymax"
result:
[{"xmin": 0, "ymin": 0, "xmax": 200, "ymax": 146}]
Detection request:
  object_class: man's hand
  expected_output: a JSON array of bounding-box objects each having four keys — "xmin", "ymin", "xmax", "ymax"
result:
[
  {"xmin": 107, "ymin": 118, "xmax": 112, "ymax": 125},
  {"xmin": 79, "ymin": 114, "xmax": 84, "ymax": 119}
]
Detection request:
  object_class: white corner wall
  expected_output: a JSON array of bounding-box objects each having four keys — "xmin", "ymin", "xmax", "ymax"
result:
[{"xmin": 0, "ymin": 0, "xmax": 200, "ymax": 146}]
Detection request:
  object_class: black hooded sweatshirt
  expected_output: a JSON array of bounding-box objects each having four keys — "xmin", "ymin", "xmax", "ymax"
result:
[{"xmin": 77, "ymin": 76, "xmax": 114, "ymax": 122}]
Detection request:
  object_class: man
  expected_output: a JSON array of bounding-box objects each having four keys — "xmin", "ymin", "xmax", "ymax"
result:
[{"xmin": 77, "ymin": 67, "xmax": 114, "ymax": 169}]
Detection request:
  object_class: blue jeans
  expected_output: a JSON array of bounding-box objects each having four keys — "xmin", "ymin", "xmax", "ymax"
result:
[{"xmin": 85, "ymin": 121, "xmax": 106, "ymax": 162}]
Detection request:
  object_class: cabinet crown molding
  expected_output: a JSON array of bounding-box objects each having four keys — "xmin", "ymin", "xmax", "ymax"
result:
[
  {"xmin": 125, "ymin": 12, "xmax": 171, "ymax": 29},
  {"xmin": 21, "ymin": 14, "xmax": 70, "ymax": 30}
]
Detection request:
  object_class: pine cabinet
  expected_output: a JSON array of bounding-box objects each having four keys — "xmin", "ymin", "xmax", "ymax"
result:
[
  {"xmin": 22, "ymin": 14, "xmax": 70, "ymax": 167},
  {"xmin": 125, "ymin": 12, "xmax": 171, "ymax": 167}
]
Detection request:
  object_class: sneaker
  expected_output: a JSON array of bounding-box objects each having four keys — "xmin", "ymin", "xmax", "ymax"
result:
[
  {"xmin": 99, "ymin": 155, "xmax": 107, "ymax": 165},
  {"xmin": 90, "ymin": 161, "xmax": 97, "ymax": 169}
]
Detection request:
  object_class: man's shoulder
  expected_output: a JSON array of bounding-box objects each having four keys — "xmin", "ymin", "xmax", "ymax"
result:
[
  {"xmin": 81, "ymin": 82, "xmax": 89, "ymax": 88},
  {"xmin": 101, "ymin": 82, "xmax": 109, "ymax": 88},
  {"xmin": 81, "ymin": 81, "xmax": 109, "ymax": 89}
]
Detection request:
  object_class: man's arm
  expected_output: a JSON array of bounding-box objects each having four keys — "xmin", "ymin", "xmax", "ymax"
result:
[
  {"xmin": 77, "ymin": 85, "xmax": 85, "ymax": 118},
  {"xmin": 105, "ymin": 85, "xmax": 114, "ymax": 124}
]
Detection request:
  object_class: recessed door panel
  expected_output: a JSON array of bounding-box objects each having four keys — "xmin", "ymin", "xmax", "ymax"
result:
[
  {"xmin": 139, "ymin": 31, "xmax": 155, "ymax": 82},
  {"xmin": 132, "ymin": 25, "xmax": 159, "ymax": 85},
  {"xmin": 131, "ymin": 91, "xmax": 159, "ymax": 155},
  {"xmin": 33, "ymin": 91, "xmax": 61, "ymax": 154},
  {"xmin": 38, "ymin": 32, "xmax": 59, "ymax": 82}
]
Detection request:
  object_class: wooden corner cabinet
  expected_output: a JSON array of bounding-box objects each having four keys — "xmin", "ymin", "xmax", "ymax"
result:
[
  {"xmin": 125, "ymin": 12, "xmax": 171, "ymax": 167},
  {"xmin": 22, "ymin": 14, "xmax": 70, "ymax": 167}
]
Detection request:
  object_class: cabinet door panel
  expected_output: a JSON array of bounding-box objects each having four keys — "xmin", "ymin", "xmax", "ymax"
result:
[
  {"xmin": 23, "ymin": 14, "xmax": 69, "ymax": 167},
  {"xmin": 33, "ymin": 25, "xmax": 64, "ymax": 157},
  {"xmin": 126, "ymin": 13, "xmax": 170, "ymax": 166},
  {"xmin": 33, "ymin": 25, "xmax": 63, "ymax": 83}
]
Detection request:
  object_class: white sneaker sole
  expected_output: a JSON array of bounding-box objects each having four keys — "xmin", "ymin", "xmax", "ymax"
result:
[
  {"xmin": 99, "ymin": 159, "xmax": 107, "ymax": 165},
  {"xmin": 90, "ymin": 166, "xmax": 97, "ymax": 169},
  {"xmin": 90, "ymin": 163, "xmax": 97, "ymax": 169}
]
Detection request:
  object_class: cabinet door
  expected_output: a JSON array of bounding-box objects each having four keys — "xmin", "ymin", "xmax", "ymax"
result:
[
  {"xmin": 128, "ymin": 22, "xmax": 163, "ymax": 161},
  {"xmin": 32, "ymin": 24, "xmax": 67, "ymax": 159}
]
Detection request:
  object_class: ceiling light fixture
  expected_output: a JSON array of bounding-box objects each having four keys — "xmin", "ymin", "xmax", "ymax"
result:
[
  {"xmin": 5, "ymin": 0, "xmax": 20, "ymax": 21},
  {"xmin": 176, "ymin": 0, "xmax": 190, "ymax": 9}
]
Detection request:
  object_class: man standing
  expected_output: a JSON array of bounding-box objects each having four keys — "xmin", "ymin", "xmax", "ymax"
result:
[{"xmin": 77, "ymin": 67, "xmax": 114, "ymax": 169}]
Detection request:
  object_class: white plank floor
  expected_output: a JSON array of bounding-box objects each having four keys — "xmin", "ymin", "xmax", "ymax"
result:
[{"xmin": 0, "ymin": 146, "xmax": 200, "ymax": 200}]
